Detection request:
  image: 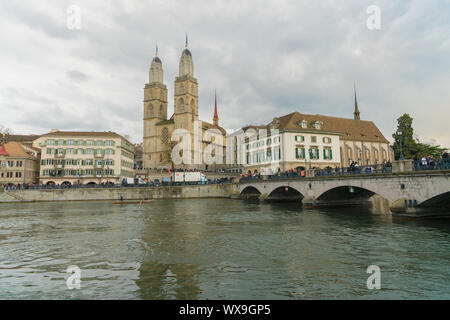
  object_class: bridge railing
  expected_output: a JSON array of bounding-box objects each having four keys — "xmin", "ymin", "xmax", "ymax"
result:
[
  {"xmin": 239, "ymin": 163, "xmax": 393, "ymax": 182},
  {"xmin": 1, "ymin": 180, "xmax": 232, "ymax": 192},
  {"xmin": 314, "ymin": 164, "xmax": 391, "ymax": 177},
  {"xmin": 238, "ymin": 159, "xmax": 450, "ymax": 183}
]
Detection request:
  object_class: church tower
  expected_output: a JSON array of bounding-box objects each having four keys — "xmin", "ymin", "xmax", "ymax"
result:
[
  {"xmin": 143, "ymin": 45, "xmax": 168, "ymax": 169},
  {"xmin": 173, "ymin": 36, "xmax": 199, "ymax": 132}
]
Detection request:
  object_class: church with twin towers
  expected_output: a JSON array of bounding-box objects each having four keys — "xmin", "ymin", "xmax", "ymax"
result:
[{"xmin": 142, "ymin": 37, "xmax": 226, "ymax": 170}]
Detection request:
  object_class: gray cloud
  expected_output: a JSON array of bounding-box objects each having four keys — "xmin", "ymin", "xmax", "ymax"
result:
[
  {"xmin": 67, "ymin": 70, "xmax": 89, "ymax": 82},
  {"xmin": 0, "ymin": 0, "xmax": 448, "ymax": 147}
]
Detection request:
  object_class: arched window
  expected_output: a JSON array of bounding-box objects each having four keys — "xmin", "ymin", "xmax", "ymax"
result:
[
  {"xmin": 162, "ymin": 127, "xmax": 169, "ymax": 144},
  {"xmin": 148, "ymin": 103, "xmax": 154, "ymax": 117},
  {"xmin": 179, "ymin": 98, "xmax": 185, "ymax": 113},
  {"xmin": 180, "ymin": 83, "xmax": 184, "ymax": 94},
  {"xmin": 159, "ymin": 105, "xmax": 163, "ymax": 117},
  {"xmin": 191, "ymin": 84, "xmax": 195, "ymax": 94},
  {"xmin": 191, "ymin": 99, "xmax": 195, "ymax": 113}
]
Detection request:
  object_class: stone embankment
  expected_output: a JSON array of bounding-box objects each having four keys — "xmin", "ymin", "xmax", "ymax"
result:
[{"xmin": 0, "ymin": 184, "xmax": 233, "ymax": 203}]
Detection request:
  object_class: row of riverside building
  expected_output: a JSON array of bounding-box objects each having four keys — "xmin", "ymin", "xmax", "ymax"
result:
[
  {"xmin": 0, "ymin": 130, "xmax": 136, "ymax": 186},
  {"xmin": 0, "ymin": 40, "xmax": 394, "ymax": 186},
  {"xmin": 141, "ymin": 40, "xmax": 394, "ymax": 174}
]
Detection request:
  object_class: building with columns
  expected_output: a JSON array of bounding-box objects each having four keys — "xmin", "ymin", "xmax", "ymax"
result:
[{"xmin": 143, "ymin": 40, "xmax": 226, "ymax": 170}]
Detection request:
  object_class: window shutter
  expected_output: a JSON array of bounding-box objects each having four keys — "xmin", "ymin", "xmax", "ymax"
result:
[
  {"xmin": 302, "ymin": 148, "xmax": 305, "ymax": 159},
  {"xmin": 323, "ymin": 149, "xmax": 326, "ymax": 159},
  {"xmin": 295, "ymin": 136, "xmax": 298, "ymax": 141},
  {"xmin": 316, "ymin": 149, "xmax": 320, "ymax": 159}
]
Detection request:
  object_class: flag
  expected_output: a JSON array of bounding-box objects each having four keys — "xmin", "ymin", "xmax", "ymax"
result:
[{"xmin": 185, "ymin": 33, "xmax": 188, "ymax": 47}]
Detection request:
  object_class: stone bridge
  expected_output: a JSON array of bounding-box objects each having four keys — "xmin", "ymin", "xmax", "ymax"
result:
[{"xmin": 233, "ymin": 172, "xmax": 450, "ymax": 216}]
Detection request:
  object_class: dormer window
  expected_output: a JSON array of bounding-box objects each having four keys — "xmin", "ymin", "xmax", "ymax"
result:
[
  {"xmin": 297, "ymin": 120, "xmax": 308, "ymax": 128},
  {"xmin": 271, "ymin": 118, "xmax": 280, "ymax": 129},
  {"xmin": 313, "ymin": 121, "xmax": 323, "ymax": 129}
]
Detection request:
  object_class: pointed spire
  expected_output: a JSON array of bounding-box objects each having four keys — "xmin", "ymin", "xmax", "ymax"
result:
[
  {"xmin": 354, "ymin": 82, "xmax": 360, "ymax": 120},
  {"xmin": 213, "ymin": 89, "xmax": 219, "ymax": 126}
]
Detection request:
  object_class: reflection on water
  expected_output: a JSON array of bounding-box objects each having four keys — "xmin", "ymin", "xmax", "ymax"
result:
[{"xmin": 0, "ymin": 199, "xmax": 449, "ymax": 299}]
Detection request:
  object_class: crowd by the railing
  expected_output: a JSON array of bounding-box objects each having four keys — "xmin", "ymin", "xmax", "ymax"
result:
[
  {"xmin": 314, "ymin": 162, "xmax": 392, "ymax": 177},
  {"xmin": 413, "ymin": 154, "xmax": 450, "ymax": 171},
  {"xmin": 239, "ymin": 155, "xmax": 450, "ymax": 182},
  {"xmin": 0, "ymin": 177, "xmax": 233, "ymax": 192},
  {"xmin": 240, "ymin": 161, "xmax": 394, "ymax": 182},
  {"xmin": 135, "ymin": 167, "xmax": 234, "ymax": 174}
]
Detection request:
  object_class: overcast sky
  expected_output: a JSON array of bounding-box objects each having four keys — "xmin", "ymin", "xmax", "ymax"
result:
[{"xmin": 0, "ymin": 0, "xmax": 449, "ymax": 147}]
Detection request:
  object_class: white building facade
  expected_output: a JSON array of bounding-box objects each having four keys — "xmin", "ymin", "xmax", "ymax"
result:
[{"xmin": 33, "ymin": 130, "xmax": 135, "ymax": 186}]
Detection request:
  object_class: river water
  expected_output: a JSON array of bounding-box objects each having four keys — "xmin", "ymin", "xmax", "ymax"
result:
[{"xmin": 0, "ymin": 199, "xmax": 449, "ymax": 299}]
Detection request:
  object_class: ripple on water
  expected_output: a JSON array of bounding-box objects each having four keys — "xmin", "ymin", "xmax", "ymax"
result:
[{"xmin": 0, "ymin": 199, "xmax": 449, "ymax": 299}]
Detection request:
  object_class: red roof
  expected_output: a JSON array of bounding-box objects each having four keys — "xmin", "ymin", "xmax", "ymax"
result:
[{"xmin": 0, "ymin": 142, "xmax": 9, "ymax": 156}]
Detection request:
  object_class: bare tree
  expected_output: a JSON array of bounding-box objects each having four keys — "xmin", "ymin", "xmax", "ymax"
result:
[{"xmin": 0, "ymin": 125, "xmax": 12, "ymax": 135}]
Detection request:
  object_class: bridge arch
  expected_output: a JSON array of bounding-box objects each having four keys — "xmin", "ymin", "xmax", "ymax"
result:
[
  {"xmin": 315, "ymin": 185, "xmax": 390, "ymax": 209},
  {"xmin": 317, "ymin": 185, "xmax": 378, "ymax": 201},
  {"xmin": 266, "ymin": 186, "xmax": 304, "ymax": 202},
  {"xmin": 417, "ymin": 191, "xmax": 450, "ymax": 209},
  {"xmin": 240, "ymin": 186, "xmax": 262, "ymax": 199}
]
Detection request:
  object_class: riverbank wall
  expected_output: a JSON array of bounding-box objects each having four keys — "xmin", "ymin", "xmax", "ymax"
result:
[{"xmin": 0, "ymin": 184, "xmax": 234, "ymax": 203}]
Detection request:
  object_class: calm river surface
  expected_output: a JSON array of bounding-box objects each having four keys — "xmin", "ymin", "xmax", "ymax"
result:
[{"xmin": 0, "ymin": 199, "xmax": 449, "ymax": 299}]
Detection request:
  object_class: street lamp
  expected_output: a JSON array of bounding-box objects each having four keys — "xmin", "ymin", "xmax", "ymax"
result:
[
  {"xmin": 397, "ymin": 130, "xmax": 405, "ymax": 160},
  {"xmin": 308, "ymin": 148, "xmax": 312, "ymax": 170}
]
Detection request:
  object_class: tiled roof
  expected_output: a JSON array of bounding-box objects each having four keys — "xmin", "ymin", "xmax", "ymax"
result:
[
  {"xmin": 5, "ymin": 134, "xmax": 40, "ymax": 142},
  {"xmin": 156, "ymin": 119, "xmax": 174, "ymax": 126},
  {"xmin": 1, "ymin": 142, "xmax": 37, "ymax": 159},
  {"xmin": 271, "ymin": 112, "xmax": 389, "ymax": 143},
  {"xmin": 201, "ymin": 121, "xmax": 227, "ymax": 135},
  {"xmin": 156, "ymin": 116, "xmax": 227, "ymax": 135},
  {"xmin": 40, "ymin": 131, "xmax": 122, "ymax": 138}
]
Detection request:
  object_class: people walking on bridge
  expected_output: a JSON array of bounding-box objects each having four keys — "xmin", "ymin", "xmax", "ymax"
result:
[{"xmin": 421, "ymin": 157, "xmax": 427, "ymax": 167}]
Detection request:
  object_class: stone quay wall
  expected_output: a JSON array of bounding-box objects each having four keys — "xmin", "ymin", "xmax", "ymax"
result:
[{"xmin": 0, "ymin": 184, "xmax": 234, "ymax": 203}]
